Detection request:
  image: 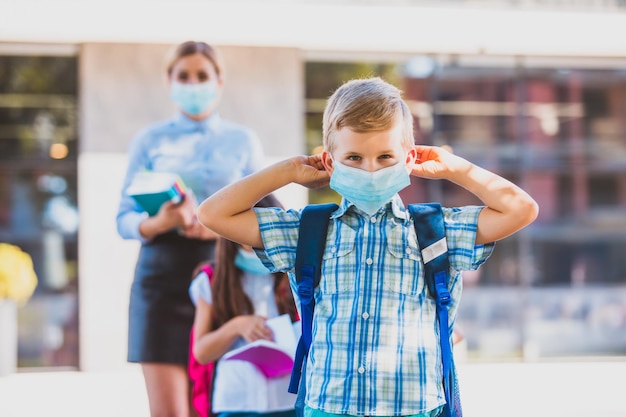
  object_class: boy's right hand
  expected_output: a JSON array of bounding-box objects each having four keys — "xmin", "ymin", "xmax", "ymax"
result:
[
  {"xmin": 196, "ymin": 154, "xmax": 329, "ymax": 249},
  {"xmin": 289, "ymin": 154, "xmax": 330, "ymax": 189}
]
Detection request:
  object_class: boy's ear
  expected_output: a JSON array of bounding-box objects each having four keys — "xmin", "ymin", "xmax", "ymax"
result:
[
  {"xmin": 321, "ymin": 150, "xmax": 334, "ymax": 174},
  {"xmin": 405, "ymin": 147, "xmax": 418, "ymax": 166}
]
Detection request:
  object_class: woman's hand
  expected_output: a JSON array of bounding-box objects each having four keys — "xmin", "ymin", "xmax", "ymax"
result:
[
  {"xmin": 155, "ymin": 191, "xmax": 198, "ymax": 230},
  {"xmin": 150, "ymin": 191, "xmax": 218, "ymax": 240},
  {"xmin": 179, "ymin": 217, "xmax": 219, "ymax": 240},
  {"xmin": 138, "ymin": 191, "xmax": 198, "ymax": 239},
  {"xmin": 236, "ymin": 315, "xmax": 274, "ymax": 343}
]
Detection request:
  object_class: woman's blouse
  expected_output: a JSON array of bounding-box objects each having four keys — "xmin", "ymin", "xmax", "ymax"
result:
[{"xmin": 116, "ymin": 112, "xmax": 264, "ymax": 242}]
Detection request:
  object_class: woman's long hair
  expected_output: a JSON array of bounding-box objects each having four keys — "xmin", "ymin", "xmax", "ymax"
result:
[{"xmin": 209, "ymin": 194, "xmax": 297, "ymax": 331}]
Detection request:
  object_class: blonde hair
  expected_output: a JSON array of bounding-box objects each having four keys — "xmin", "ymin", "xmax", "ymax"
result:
[
  {"xmin": 322, "ymin": 77, "xmax": 414, "ymax": 152},
  {"xmin": 165, "ymin": 41, "xmax": 224, "ymax": 81}
]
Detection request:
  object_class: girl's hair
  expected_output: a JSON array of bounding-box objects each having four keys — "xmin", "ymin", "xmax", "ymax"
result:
[
  {"xmin": 165, "ymin": 40, "xmax": 224, "ymax": 81},
  {"xmin": 322, "ymin": 77, "xmax": 414, "ymax": 152},
  {"xmin": 208, "ymin": 194, "xmax": 297, "ymax": 330}
]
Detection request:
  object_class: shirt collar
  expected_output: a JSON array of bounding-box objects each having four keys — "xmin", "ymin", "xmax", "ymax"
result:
[
  {"xmin": 173, "ymin": 111, "xmax": 221, "ymax": 131},
  {"xmin": 332, "ymin": 194, "xmax": 408, "ymax": 221}
]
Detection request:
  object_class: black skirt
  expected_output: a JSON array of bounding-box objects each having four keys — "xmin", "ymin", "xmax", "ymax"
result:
[{"xmin": 128, "ymin": 232, "xmax": 215, "ymax": 365}]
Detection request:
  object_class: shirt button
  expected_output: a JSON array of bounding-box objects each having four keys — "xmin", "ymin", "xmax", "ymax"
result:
[
  {"xmin": 370, "ymin": 217, "xmax": 376, "ymax": 223},
  {"xmin": 331, "ymin": 246, "xmax": 337, "ymax": 253},
  {"xmin": 366, "ymin": 258, "xmax": 373, "ymax": 265},
  {"xmin": 357, "ymin": 366, "xmax": 365, "ymax": 374},
  {"xmin": 362, "ymin": 312, "xmax": 370, "ymax": 320},
  {"xmin": 405, "ymin": 248, "xmax": 411, "ymax": 255}
]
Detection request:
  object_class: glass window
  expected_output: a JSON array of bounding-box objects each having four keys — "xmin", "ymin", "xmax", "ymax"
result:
[
  {"xmin": 0, "ymin": 55, "xmax": 79, "ymax": 369},
  {"xmin": 305, "ymin": 55, "xmax": 626, "ymax": 360}
]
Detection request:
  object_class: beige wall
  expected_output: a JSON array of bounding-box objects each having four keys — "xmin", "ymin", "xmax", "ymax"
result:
[
  {"xmin": 79, "ymin": 43, "xmax": 304, "ymax": 155},
  {"xmin": 78, "ymin": 43, "xmax": 305, "ymax": 371}
]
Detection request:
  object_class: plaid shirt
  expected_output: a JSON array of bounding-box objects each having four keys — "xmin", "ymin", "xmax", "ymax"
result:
[{"xmin": 254, "ymin": 195, "xmax": 494, "ymax": 416}]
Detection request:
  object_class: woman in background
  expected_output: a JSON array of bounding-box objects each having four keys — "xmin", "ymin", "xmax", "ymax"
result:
[{"xmin": 116, "ymin": 40, "xmax": 265, "ymax": 417}]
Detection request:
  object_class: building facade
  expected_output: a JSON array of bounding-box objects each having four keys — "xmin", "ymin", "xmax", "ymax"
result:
[{"xmin": 1, "ymin": 1, "xmax": 625, "ymax": 371}]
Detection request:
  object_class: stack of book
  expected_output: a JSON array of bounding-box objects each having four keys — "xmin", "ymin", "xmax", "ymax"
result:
[{"xmin": 126, "ymin": 171, "xmax": 187, "ymax": 216}]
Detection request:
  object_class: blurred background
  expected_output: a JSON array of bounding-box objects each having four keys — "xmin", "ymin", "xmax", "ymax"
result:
[{"xmin": 0, "ymin": 1, "xmax": 625, "ymax": 415}]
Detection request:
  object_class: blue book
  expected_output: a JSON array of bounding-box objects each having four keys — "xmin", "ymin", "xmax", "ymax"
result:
[{"xmin": 127, "ymin": 172, "xmax": 187, "ymax": 216}]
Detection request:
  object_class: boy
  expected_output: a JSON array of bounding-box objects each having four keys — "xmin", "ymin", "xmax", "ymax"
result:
[{"xmin": 197, "ymin": 77, "xmax": 538, "ymax": 417}]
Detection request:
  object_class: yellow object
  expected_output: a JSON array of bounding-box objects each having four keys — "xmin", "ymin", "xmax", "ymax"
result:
[{"xmin": 0, "ymin": 243, "xmax": 38, "ymax": 304}]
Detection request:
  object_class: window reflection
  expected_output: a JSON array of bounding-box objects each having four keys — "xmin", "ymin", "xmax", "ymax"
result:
[
  {"xmin": 305, "ymin": 58, "xmax": 626, "ymax": 359},
  {"xmin": 0, "ymin": 55, "xmax": 78, "ymax": 369}
]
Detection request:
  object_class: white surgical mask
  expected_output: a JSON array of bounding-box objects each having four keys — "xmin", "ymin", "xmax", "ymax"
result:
[
  {"xmin": 330, "ymin": 161, "xmax": 410, "ymax": 215},
  {"xmin": 170, "ymin": 80, "xmax": 218, "ymax": 116}
]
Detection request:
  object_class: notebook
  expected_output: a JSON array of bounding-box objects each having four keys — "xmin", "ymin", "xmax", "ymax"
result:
[
  {"xmin": 126, "ymin": 171, "xmax": 187, "ymax": 216},
  {"xmin": 222, "ymin": 314, "xmax": 300, "ymax": 378}
]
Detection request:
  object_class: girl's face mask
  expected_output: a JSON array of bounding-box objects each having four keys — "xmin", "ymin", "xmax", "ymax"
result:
[
  {"xmin": 329, "ymin": 160, "xmax": 411, "ymax": 215},
  {"xmin": 234, "ymin": 248, "xmax": 271, "ymax": 275},
  {"xmin": 170, "ymin": 79, "xmax": 219, "ymax": 116}
]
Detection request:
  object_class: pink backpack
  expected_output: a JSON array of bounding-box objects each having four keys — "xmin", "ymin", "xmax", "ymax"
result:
[{"xmin": 188, "ymin": 264, "xmax": 216, "ymax": 417}]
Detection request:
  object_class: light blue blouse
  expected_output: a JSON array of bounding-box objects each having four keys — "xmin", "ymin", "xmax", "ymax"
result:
[{"xmin": 116, "ymin": 112, "xmax": 264, "ymax": 241}]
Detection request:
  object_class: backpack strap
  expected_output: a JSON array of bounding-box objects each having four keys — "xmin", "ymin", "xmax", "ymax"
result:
[
  {"xmin": 189, "ymin": 263, "xmax": 217, "ymax": 417},
  {"xmin": 409, "ymin": 203, "xmax": 450, "ymax": 299},
  {"xmin": 201, "ymin": 264, "xmax": 214, "ymax": 282},
  {"xmin": 288, "ymin": 202, "xmax": 338, "ymax": 395},
  {"xmin": 409, "ymin": 203, "xmax": 461, "ymax": 417}
]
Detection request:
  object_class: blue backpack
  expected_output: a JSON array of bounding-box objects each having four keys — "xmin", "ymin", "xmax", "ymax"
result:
[{"xmin": 288, "ymin": 202, "xmax": 462, "ymax": 417}]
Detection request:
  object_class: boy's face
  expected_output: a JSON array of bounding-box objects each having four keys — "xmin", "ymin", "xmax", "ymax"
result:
[{"xmin": 321, "ymin": 122, "xmax": 416, "ymax": 174}]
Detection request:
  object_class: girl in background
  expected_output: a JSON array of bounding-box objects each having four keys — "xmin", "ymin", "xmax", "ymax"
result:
[{"xmin": 189, "ymin": 194, "xmax": 298, "ymax": 417}]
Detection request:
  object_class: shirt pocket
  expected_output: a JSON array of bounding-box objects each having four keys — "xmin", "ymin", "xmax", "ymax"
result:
[
  {"xmin": 383, "ymin": 226, "xmax": 424, "ymax": 298},
  {"xmin": 319, "ymin": 227, "xmax": 357, "ymax": 295}
]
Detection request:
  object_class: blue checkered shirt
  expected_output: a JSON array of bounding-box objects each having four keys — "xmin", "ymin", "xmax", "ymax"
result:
[{"xmin": 254, "ymin": 195, "xmax": 494, "ymax": 416}]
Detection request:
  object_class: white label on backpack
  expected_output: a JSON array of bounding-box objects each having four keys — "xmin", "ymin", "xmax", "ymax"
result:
[{"xmin": 421, "ymin": 237, "xmax": 447, "ymax": 264}]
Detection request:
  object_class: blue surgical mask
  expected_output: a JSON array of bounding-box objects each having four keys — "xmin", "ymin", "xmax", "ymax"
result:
[
  {"xmin": 170, "ymin": 80, "xmax": 219, "ymax": 116},
  {"xmin": 235, "ymin": 248, "xmax": 271, "ymax": 275},
  {"xmin": 330, "ymin": 161, "xmax": 411, "ymax": 215}
]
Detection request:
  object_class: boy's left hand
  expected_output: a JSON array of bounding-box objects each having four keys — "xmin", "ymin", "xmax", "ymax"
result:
[
  {"xmin": 410, "ymin": 145, "xmax": 470, "ymax": 180},
  {"xmin": 411, "ymin": 145, "xmax": 539, "ymax": 244}
]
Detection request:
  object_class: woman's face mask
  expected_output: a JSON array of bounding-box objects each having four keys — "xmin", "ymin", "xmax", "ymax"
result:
[
  {"xmin": 329, "ymin": 160, "xmax": 411, "ymax": 215},
  {"xmin": 170, "ymin": 79, "xmax": 219, "ymax": 116}
]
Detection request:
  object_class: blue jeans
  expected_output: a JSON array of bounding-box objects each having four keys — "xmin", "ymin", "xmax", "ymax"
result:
[{"xmin": 219, "ymin": 411, "xmax": 296, "ymax": 417}]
